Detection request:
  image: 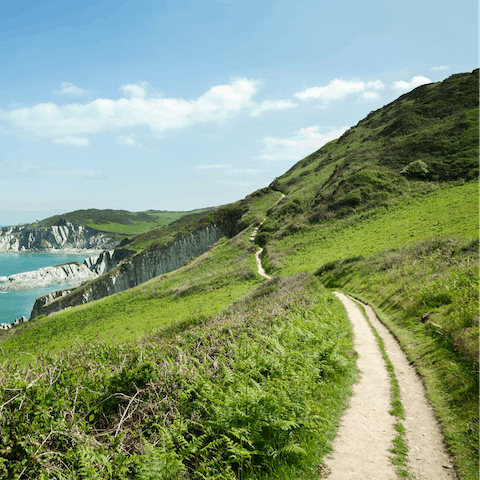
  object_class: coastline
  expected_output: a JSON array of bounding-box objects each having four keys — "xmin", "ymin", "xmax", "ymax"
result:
[{"xmin": 0, "ymin": 251, "xmax": 102, "ymax": 326}]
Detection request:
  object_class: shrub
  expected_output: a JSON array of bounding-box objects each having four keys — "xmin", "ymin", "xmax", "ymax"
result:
[{"xmin": 400, "ymin": 160, "xmax": 430, "ymax": 178}]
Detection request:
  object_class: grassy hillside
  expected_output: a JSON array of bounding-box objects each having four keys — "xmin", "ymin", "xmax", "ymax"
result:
[
  {"xmin": 264, "ymin": 68, "xmax": 478, "ymax": 237},
  {"xmin": 33, "ymin": 207, "xmax": 214, "ymax": 235},
  {"xmin": 0, "ymin": 70, "xmax": 478, "ymax": 478},
  {"xmin": 263, "ymin": 180, "xmax": 478, "ymax": 276}
]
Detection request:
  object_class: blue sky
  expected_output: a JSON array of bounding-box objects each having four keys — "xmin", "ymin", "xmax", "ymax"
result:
[{"xmin": 0, "ymin": 0, "xmax": 477, "ymax": 224}]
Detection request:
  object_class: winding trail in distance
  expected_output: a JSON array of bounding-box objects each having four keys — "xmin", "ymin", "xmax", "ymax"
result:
[
  {"xmin": 249, "ymin": 193, "xmax": 285, "ymax": 280},
  {"xmin": 326, "ymin": 292, "xmax": 456, "ymax": 480}
]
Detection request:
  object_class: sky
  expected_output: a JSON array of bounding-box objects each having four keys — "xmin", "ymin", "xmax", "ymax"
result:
[{"xmin": 0, "ymin": 0, "xmax": 478, "ymax": 225}]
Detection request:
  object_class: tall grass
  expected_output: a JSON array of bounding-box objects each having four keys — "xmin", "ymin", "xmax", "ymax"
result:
[{"xmin": 0, "ymin": 274, "xmax": 357, "ymax": 479}]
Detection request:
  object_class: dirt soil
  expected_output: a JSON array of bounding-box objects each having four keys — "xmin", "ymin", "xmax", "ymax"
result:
[{"xmin": 325, "ymin": 292, "xmax": 456, "ymax": 480}]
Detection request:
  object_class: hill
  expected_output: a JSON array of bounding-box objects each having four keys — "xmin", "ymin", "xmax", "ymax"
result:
[
  {"xmin": 0, "ymin": 69, "xmax": 477, "ymax": 479},
  {"xmin": 35, "ymin": 207, "xmax": 214, "ymax": 235}
]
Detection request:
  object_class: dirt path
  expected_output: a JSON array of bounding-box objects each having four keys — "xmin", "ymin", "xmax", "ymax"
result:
[
  {"xmin": 326, "ymin": 292, "xmax": 455, "ymax": 480},
  {"xmin": 249, "ymin": 193, "xmax": 285, "ymax": 280},
  {"xmin": 249, "ymin": 221, "xmax": 271, "ymax": 280}
]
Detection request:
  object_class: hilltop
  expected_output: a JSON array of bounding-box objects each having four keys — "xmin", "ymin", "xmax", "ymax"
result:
[
  {"xmin": 0, "ymin": 69, "xmax": 477, "ymax": 479},
  {"xmin": 34, "ymin": 207, "xmax": 214, "ymax": 235}
]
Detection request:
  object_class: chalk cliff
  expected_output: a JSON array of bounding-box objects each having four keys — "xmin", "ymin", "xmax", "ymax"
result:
[
  {"xmin": 0, "ymin": 218, "xmax": 118, "ymax": 253},
  {"xmin": 30, "ymin": 224, "xmax": 231, "ymax": 319},
  {"xmin": 0, "ymin": 263, "xmax": 97, "ymax": 292}
]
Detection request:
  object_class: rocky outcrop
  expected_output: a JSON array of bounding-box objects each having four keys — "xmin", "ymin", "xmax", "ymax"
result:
[
  {"xmin": 0, "ymin": 218, "xmax": 118, "ymax": 253},
  {"xmin": 31, "ymin": 224, "xmax": 231, "ymax": 319},
  {"xmin": 83, "ymin": 248, "xmax": 135, "ymax": 276},
  {"xmin": 0, "ymin": 262, "xmax": 97, "ymax": 292}
]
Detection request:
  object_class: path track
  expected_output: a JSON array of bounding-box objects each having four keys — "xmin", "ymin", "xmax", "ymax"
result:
[
  {"xmin": 249, "ymin": 193, "xmax": 285, "ymax": 280},
  {"xmin": 327, "ymin": 292, "xmax": 456, "ymax": 480}
]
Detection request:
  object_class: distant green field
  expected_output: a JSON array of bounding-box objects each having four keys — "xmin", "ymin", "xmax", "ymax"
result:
[
  {"xmin": 85, "ymin": 209, "xmax": 213, "ymax": 234},
  {"xmin": 31, "ymin": 208, "xmax": 214, "ymax": 235},
  {"xmin": 268, "ymin": 181, "xmax": 479, "ymax": 276}
]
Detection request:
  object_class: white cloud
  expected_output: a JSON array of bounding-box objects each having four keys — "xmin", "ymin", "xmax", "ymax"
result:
[
  {"xmin": 1, "ymin": 161, "xmax": 101, "ymax": 177},
  {"xmin": 257, "ymin": 125, "xmax": 348, "ymax": 161},
  {"xmin": 1, "ymin": 78, "xmax": 259, "ymax": 146},
  {"xmin": 52, "ymin": 136, "xmax": 90, "ymax": 147},
  {"xmin": 54, "ymin": 82, "xmax": 92, "ymax": 98},
  {"xmin": 196, "ymin": 164, "xmax": 231, "ymax": 170},
  {"xmin": 250, "ymin": 99, "xmax": 297, "ymax": 117},
  {"xmin": 116, "ymin": 134, "xmax": 141, "ymax": 148},
  {"xmin": 41, "ymin": 168, "xmax": 101, "ymax": 177},
  {"xmin": 392, "ymin": 76, "xmax": 431, "ymax": 91},
  {"xmin": 366, "ymin": 80, "xmax": 385, "ymax": 90},
  {"xmin": 120, "ymin": 82, "xmax": 149, "ymax": 99},
  {"xmin": 295, "ymin": 78, "xmax": 385, "ymax": 103},
  {"xmin": 216, "ymin": 180, "xmax": 255, "ymax": 186},
  {"xmin": 430, "ymin": 66, "xmax": 449, "ymax": 71},
  {"xmin": 361, "ymin": 91, "xmax": 380, "ymax": 100}
]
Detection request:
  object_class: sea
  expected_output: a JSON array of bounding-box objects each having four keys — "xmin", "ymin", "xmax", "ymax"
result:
[{"xmin": 0, "ymin": 252, "xmax": 92, "ymax": 325}]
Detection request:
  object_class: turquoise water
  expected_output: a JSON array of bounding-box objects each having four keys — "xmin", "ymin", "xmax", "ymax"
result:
[{"xmin": 0, "ymin": 253, "xmax": 90, "ymax": 325}]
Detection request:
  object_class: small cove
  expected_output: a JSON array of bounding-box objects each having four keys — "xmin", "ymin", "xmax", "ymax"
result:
[{"xmin": 0, "ymin": 252, "xmax": 92, "ymax": 324}]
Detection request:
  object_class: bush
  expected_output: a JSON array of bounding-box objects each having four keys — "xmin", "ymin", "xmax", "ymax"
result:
[{"xmin": 400, "ymin": 160, "xmax": 430, "ymax": 178}]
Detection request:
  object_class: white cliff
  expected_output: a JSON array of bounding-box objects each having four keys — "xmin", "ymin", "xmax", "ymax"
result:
[
  {"xmin": 0, "ymin": 262, "xmax": 97, "ymax": 292},
  {"xmin": 0, "ymin": 218, "xmax": 118, "ymax": 253}
]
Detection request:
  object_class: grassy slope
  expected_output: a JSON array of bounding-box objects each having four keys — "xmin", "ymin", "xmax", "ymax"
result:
[
  {"xmin": 266, "ymin": 181, "xmax": 478, "ymax": 276},
  {"xmin": 0, "ymin": 189, "xmax": 284, "ymax": 362},
  {"xmin": 257, "ymin": 70, "xmax": 479, "ymax": 479},
  {"xmin": 31, "ymin": 208, "xmax": 213, "ymax": 236},
  {"xmin": 1, "ymin": 230, "xmax": 261, "ymax": 363}
]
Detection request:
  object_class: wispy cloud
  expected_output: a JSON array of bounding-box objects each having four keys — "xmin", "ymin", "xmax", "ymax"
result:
[
  {"xmin": 257, "ymin": 125, "xmax": 348, "ymax": 161},
  {"xmin": 250, "ymin": 99, "xmax": 297, "ymax": 117},
  {"xmin": 52, "ymin": 136, "xmax": 90, "ymax": 147},
  {"xmin": 225, "ymin": 168, "xmax": 264, "ymax": 175},
  {"xmin": 1, "ymin": 78, "xmax": 259, "ymax": 146},
  {"xmin": 430, "ymin": 66, "xmax": 449, "ymax": 71},
  {"xmin": 41, "ymin": 168, "xmax": 101, "ymax": 177},
  {"xmin": 196, "ymin": 164, "xmax": 231, "ymax": 170},
  {"xmin": 120, "ymin": 82, "xmax": 150, "ymax": 99},
  {"xmin": 392, "ymin": 76, "xmax": 431, "ymax": 91},
  {"xmin": 53, "ymin": 82, "xmax": 93, "ymax": 98},
  {"xmin": 0, "ymin": 160, "xmax": 101, "ymax": 178},
  {"xmin": 216, "ymin": 180, "xmax": 255, "ymax": 186},
  {"xmin": 295, "ymin": 79, "xmax": 384, "ymax": 102},
  {"xmin": 116, "ymin": 133, "xmax": 143, "ymax": 148},
  {"xmin": 361, "ymin": 91, "xmax": 380, "ymax": 100}
]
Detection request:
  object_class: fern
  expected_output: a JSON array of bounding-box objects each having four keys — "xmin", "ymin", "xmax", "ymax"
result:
[{"xmin": 138, "ymin": 441, "xmax": 185, "ymax": 480}]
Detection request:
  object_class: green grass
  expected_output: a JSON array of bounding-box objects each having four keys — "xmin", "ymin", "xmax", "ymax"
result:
[
  {"xmin": 266, "ymin": 181, "xmax": 478, "ymax": 276},
  {"xmin": 85, "ymin": 209, "xmax": 212, "ymax": 235},
  {"xmin": 1, "ymin": 230, "xmax": 262, "ymax": 364},
  {"xmin": 0, "ymin": 275, "xmax": 357, "ymax": 479}
]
